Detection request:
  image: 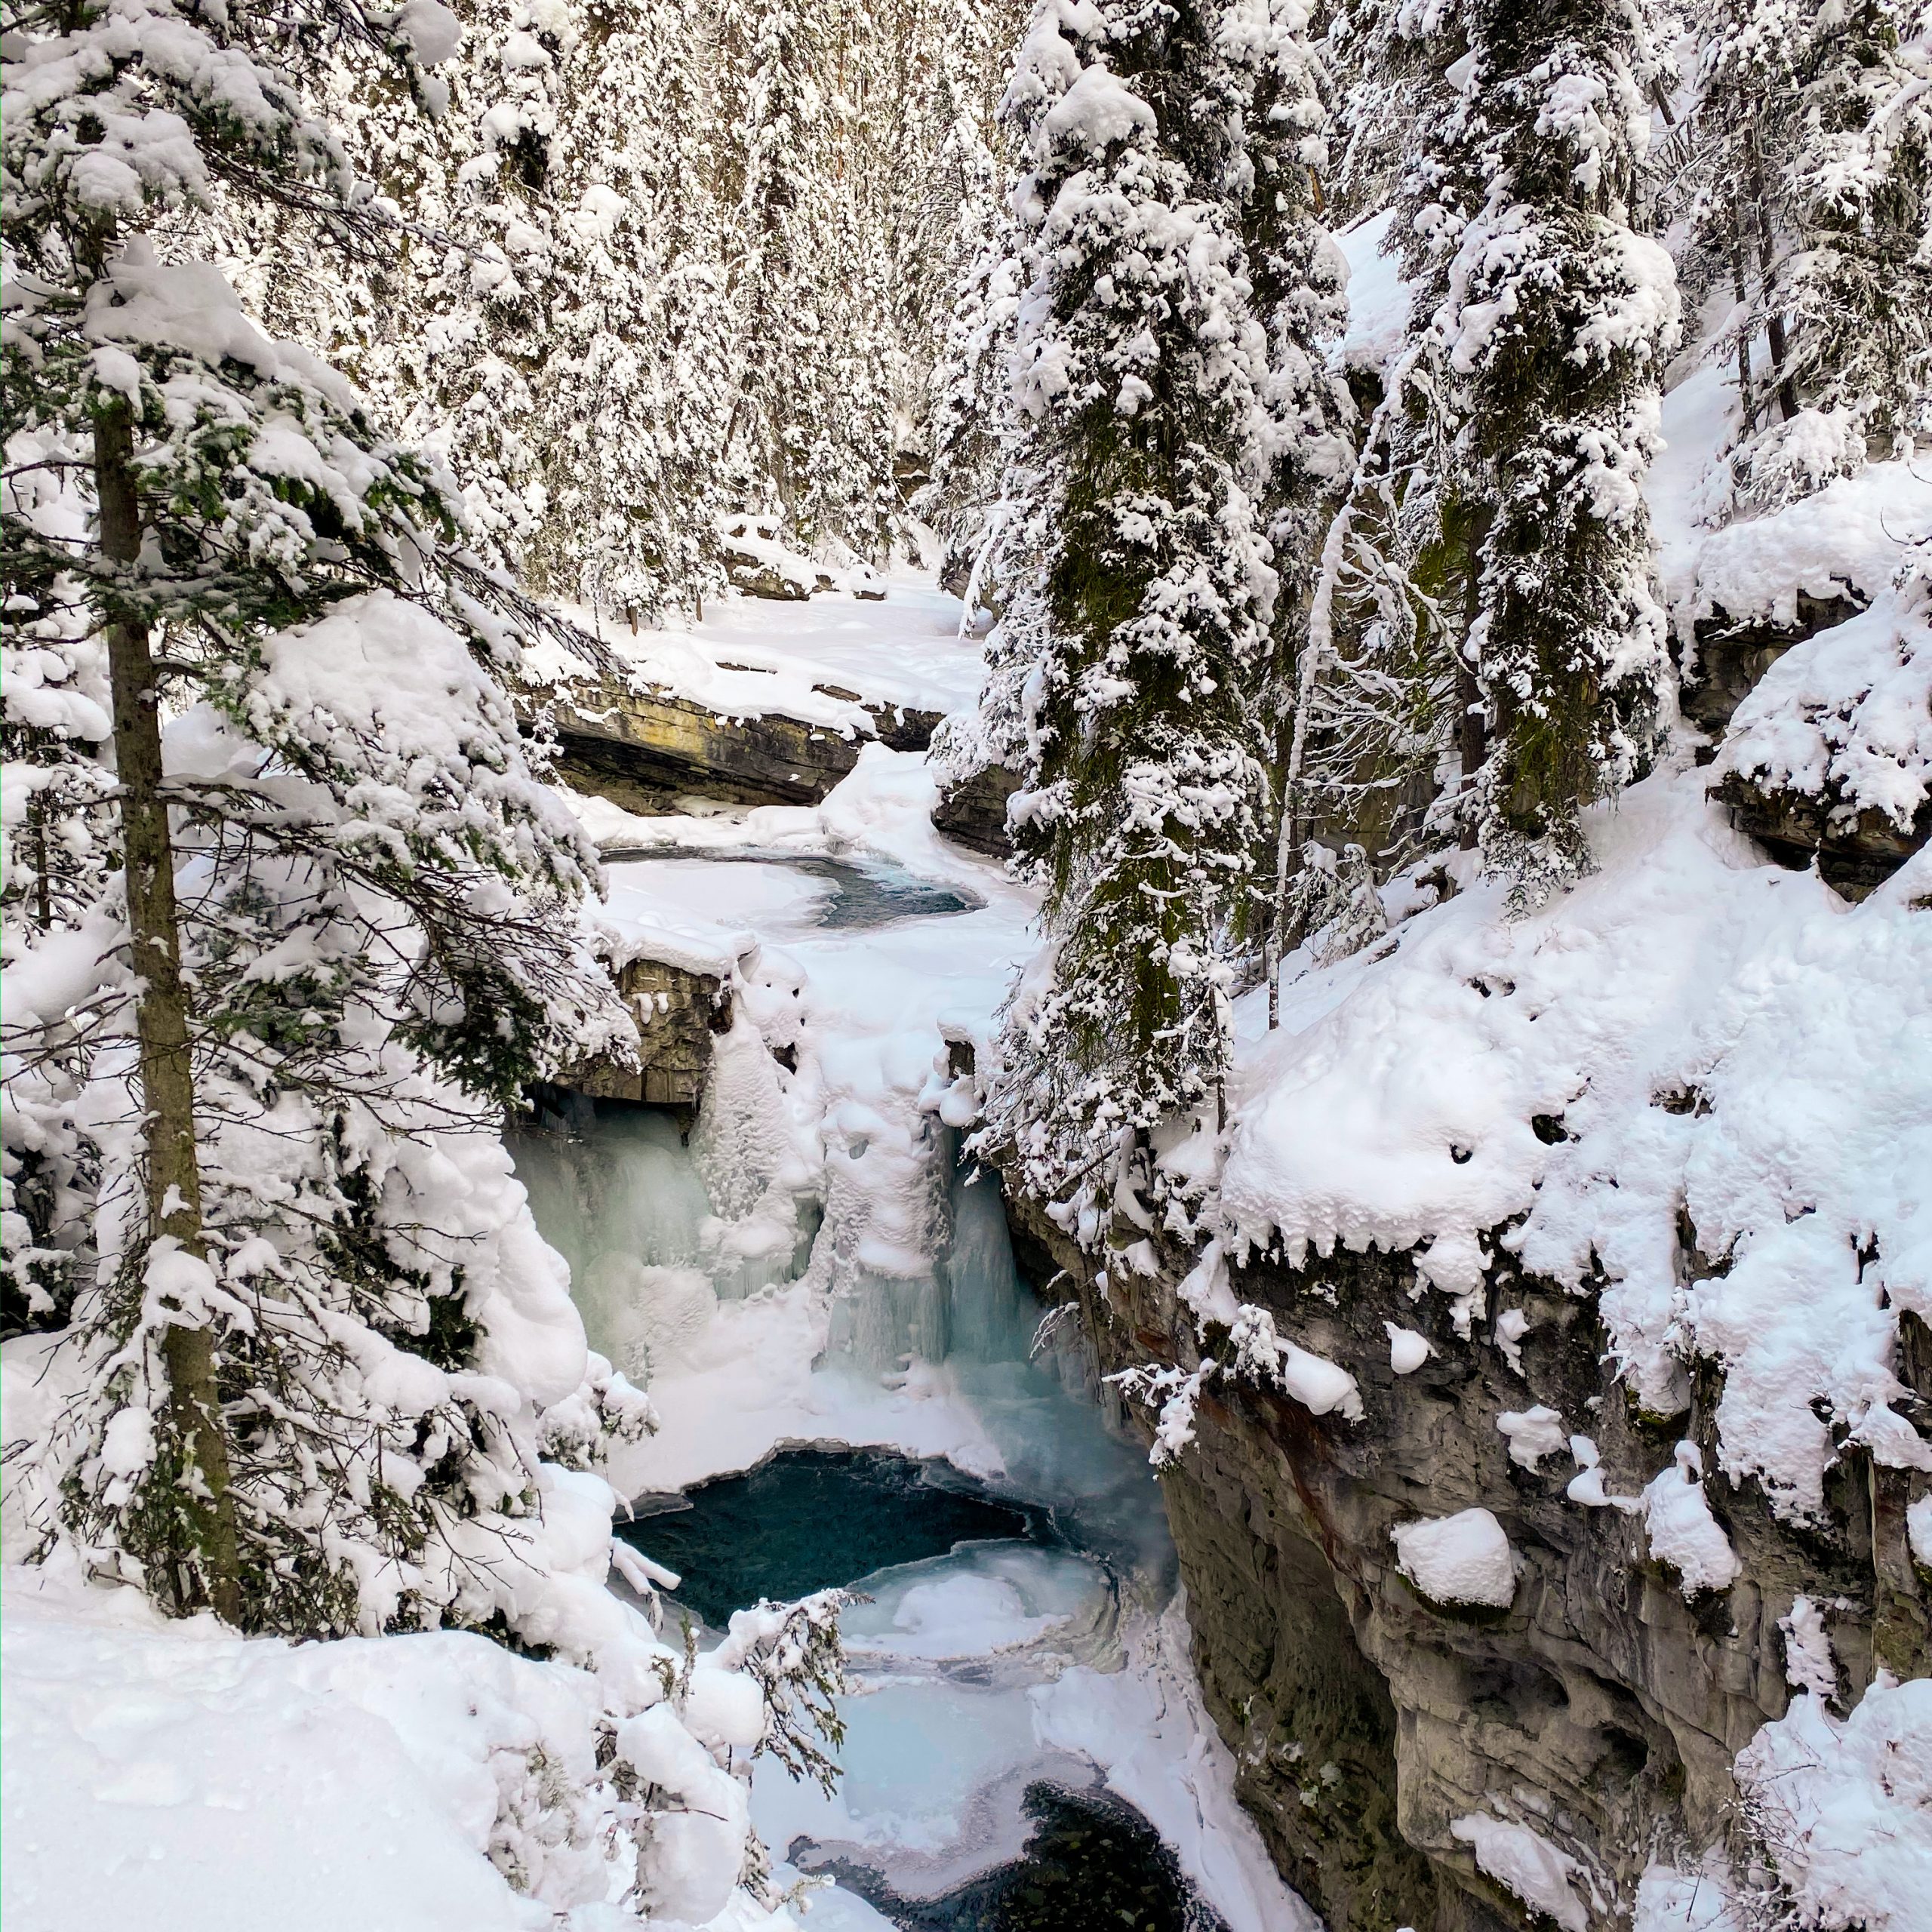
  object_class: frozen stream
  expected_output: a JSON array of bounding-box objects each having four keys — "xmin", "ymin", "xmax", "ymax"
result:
[{"xmin": 508, "ymin": 840, "xmax": 1312, "ymax": 1932}]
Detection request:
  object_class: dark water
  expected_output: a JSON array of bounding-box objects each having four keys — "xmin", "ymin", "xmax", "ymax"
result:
[
  {"xmin": 616, "ymin": 1447, "xmax": 1051, "ymax": 1627},
  {"xmin": 601, "ymin": 846, "xmax": 980, "ymax": 929},
  {"xmin": 805, "ymin": 1782, "xmax": 1229, "ymax": 1932}
]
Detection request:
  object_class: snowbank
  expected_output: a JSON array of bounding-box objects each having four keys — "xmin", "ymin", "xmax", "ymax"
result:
[
  {"xmin": 1218, "ymin": 763, "xmax": 1932, "ymax": 1523},
  {"xmin": 0, "ymin": 1568, "xmax": 795, "ymax": 1932},
  {"xmin": 1450, "ymin": 1813, "xmax": 1592, "ymax": 1932},
  {"xmin": 1734, "ymin": 1675, "xmax": 1932, "ymax": 1930},
  {"xmin": 533, "ymin": 572, "xmax": 987, "ymax": 729},
  {"xmin": 1675, "ymin": 459, "xmax": 1932, "ymax": 635},
  {"xmin": 1334, "ymin": 208, "xmax": 1410, "ymax": 374}
]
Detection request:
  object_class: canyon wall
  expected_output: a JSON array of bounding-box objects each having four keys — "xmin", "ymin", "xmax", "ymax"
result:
[{"xmin": 1004, "ymin": 1195, "xmax": 1930, "ymax": 1932}]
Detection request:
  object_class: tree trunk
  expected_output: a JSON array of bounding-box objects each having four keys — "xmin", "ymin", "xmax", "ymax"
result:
[
  {"xmin": 1747, "ymin": 130, "xmax": 1800, "ymax": 422},
  {"xmin": 1457, "ymin": 507, "xmax": 1490, "ymax": 851},
  {"xmin": 96, "ymin": 401, "xmax": 242, "ymax": 1625},
  {"xmin": 1730, "ymin": 204, "xmax": 1757, "ymax": 431}
]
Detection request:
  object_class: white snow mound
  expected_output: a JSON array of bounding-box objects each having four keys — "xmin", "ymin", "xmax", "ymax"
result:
[{"xmin": 1390, "ymin": 1508, "xmax": 1517, "ymax": 1609}]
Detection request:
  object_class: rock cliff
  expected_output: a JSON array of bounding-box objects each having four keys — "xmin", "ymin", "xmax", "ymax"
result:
[{"xmin": 1004, "ymin": 1192, "xmax": 1929, "ymax": 1932}]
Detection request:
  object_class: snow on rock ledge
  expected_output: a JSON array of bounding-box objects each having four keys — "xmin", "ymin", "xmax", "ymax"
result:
[
  {"xmin": 1641, "ymin": 1442, "xmax": 1740, "ymax": 1598},
  {"xmin": 1216, "ymin": 764, "xmax": 1932, "ymax": 1524},
  {"xmin": 1715, "ymin": 577, "xmax": 1932, "ymax": 844},
  {"xmin": 1449, "ymin": 1814, "xmax": 1592, "ymax": 1932},
  {"xmin": 1390, "ymin": 1508, "xmax": 1518, "ymax": 1610}
]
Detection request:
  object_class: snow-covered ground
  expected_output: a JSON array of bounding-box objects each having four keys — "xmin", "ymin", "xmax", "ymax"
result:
[{"xmin": 540, "ymin": 571, "xmax": 991, "ymax": 732}]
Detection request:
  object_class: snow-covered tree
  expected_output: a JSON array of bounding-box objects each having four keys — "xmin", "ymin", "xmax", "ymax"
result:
[
  {"xmin": 0, "ymin": 0, "xmax": 647, "ymax": 1634},
  {"xmin": 718, "ymin": 0, "xmax": 832, "ymax": 529},
  {"xmin": 1396, "ymin": 0, "xmax": 1680, "ymax": 891},
  {"xmin": 520, "ymin": 0, "xmax": 738, "ymax": 618},
  {"xmin": 981, "ymin": 0, "xmax": 1278, "ymax": 1222},
  {"xmin": 1686, "ymin": 0, "xmax": 1932, "ymax": 506},
  {"xmin": 205, "ymin": 0, "xmax": 740, "ymax": 623},
  {"xmin": 1209, "ymin": 0, "xmax": 1360, "ymax": 1005},
  {"xmin": 915, "ymin": 96, "xmax": 1022, "ymax": 589}
]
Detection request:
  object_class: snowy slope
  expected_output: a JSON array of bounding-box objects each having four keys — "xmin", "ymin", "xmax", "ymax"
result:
[
  {"xmin": 1, "ymin": 1568, "xmax": 790, "ymax": 1932},
  {"xmin": 537, "ymin": 575, "xmax": 991, "ymax": 732},
  {"xmin": 1218, "ymin": 765, "xmax": 1931, "ymax": 1518}
]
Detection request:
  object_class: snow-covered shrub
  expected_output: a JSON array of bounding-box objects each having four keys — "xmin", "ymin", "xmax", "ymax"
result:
[{"xmin": 1734, "ymin": 1675, "xmax": 1932, "ymax": 1931}]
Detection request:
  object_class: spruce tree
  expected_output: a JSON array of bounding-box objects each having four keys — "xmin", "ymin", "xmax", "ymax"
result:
[
  {"xmin": 1210, "ymin": 0, "xmax": 1361, "ymax": 1009},
  {"xmin": 1, "ymin": 0, "xmax": 641, "ymax": 1635},
  {"xmin": 913, "ymin": 90, "xmax": 1017, "ymax": 590},
  {"xmin": 521, "ymin": 0, "xmax": 737, "ymax": 618},
  {"xmin": 1397, "ymin": 0, "xmax": 1679, "ymax": 891},
  {"xmin": 983, "ymin": 0, "xmax": 1276, "ymax": 1223},
  {"xmin": 1687, "ymin": 0, "xmax": 1932, "ymax": 504}
]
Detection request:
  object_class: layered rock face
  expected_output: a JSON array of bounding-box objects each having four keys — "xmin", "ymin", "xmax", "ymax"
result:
[
  {"xmin": 560, "ymin": 954, "xmax": 730, "ymax": 1113},
  {"xmin": 530, "ymin": 675, "xmax": 1019, "ymax": 854},
  {"xmin": 541, "ymin": 678, "xmax": 939, "ymax": 814},
  {"xmin": 1005, "ymin": 1195, "xmax": 1928, "ymax": 1932}
]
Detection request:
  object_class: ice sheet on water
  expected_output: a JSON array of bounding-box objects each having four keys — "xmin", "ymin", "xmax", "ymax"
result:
[
  {"xmin": 838, "ymin": 1543, "xmax": 1109, "ymax": 1665},
  {"xmin": 752, "ymin": 1673, "xmax": 1098, "ymax": 1890}
]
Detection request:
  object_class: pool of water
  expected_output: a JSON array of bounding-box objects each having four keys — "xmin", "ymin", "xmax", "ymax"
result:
[
  {"xmin": 601, "ymin": 845, "xmax": 982, "ymax": 931},
  {"xmin": 618, "ymin": 1448, "xmax": 1051, "ymax": 1629}
]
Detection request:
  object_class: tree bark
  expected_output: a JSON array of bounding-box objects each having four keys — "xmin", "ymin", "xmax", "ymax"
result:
[
  {"xmin": 1457, "ymin": 508, "xmax": 1490, "ymax": 851},
  {"xmin": 1747, "ymin": 128, "xmax": 1800, "ymax": 422},
  {"xmin": 1730, "ymin": 204, "xmax": 1757, "ymax": 431},
  {"xmin": 96, "ymin": 401, "xmax": 242, "ymax": 1625}
]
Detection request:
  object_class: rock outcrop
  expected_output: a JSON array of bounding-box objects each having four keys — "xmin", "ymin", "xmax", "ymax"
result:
[
  {"xmin": 1681, "ymin": 589, "xmax": 1928, "ymax": 897},
  {"xmin": 1003, "ymin": 1192, "xmax": 1928, "ymax": 1932},
  {"xmin": 1679, "ymin": 591, "xmax": 1863, "ymax": 740},
  {"xmin": 540, "ymin": 678, "xmax": 939, "ymax": 814},
  {"xmin": 558, "ymin": 952, "xmax": 731, "ymax": 1114},
  {"xmin": 534, "ymin": 674, "xmax": 1023, "ymax": 857}
]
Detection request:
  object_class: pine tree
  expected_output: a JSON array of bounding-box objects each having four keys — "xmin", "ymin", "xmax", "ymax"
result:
[
  {"xmin": 1210, "ymin": 0, "xmax": 1361, "ymax": 1011},
  {"xmin": 1780, "ymin": 2, "xmax": 1932, "ymax": 460},
  {"xmin": 982, "ymin": 0, "xmax": 1277, "ymax": 1224},
  {"xmin": 1396, "ymin": 0, "xmax": 1679, "ymax": 891},
  {"xmin": 1, "ymin": 0, "xmax": 643, "ymax": 1635},
  {"xmin": 1697, "ymin": 0, "xmax": 1932, "ymax": 504}
]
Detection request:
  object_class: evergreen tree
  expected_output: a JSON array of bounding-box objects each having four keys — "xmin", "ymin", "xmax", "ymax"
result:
[
  {"xmin": 1396, "ymin": 0, "xmax": 1679, "ymax": 891},
  {"xmin": 1, "ymin": 0, "xmax": 642, "ymax": 1634},
  {"xmin": 914, "ymin": 85, "xmax": 1020, "ymax": 590},
  {"xmin": 982, "ymin": 0, "xmax": 1277, "ymax": 1224},
  {"xmin": 522, "ymin": 0, "xmax": 737, "ymax": 618},
  {"xmin": 1686, "ymin": 0, "xmax": 1932, "ymax": 507},
  {"xmin": 721, "ymin": 0, "xmax": 832, "ymax": 529},
  {"xmin": 1211, "ymin": 0, "xmax": 1360, "ymax": 1010}
]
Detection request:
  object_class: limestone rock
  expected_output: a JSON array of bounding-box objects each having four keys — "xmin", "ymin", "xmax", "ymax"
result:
[{"xmin": 1001, "ymin": 1189, "xmax": 1924, "ymax": 1932}]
